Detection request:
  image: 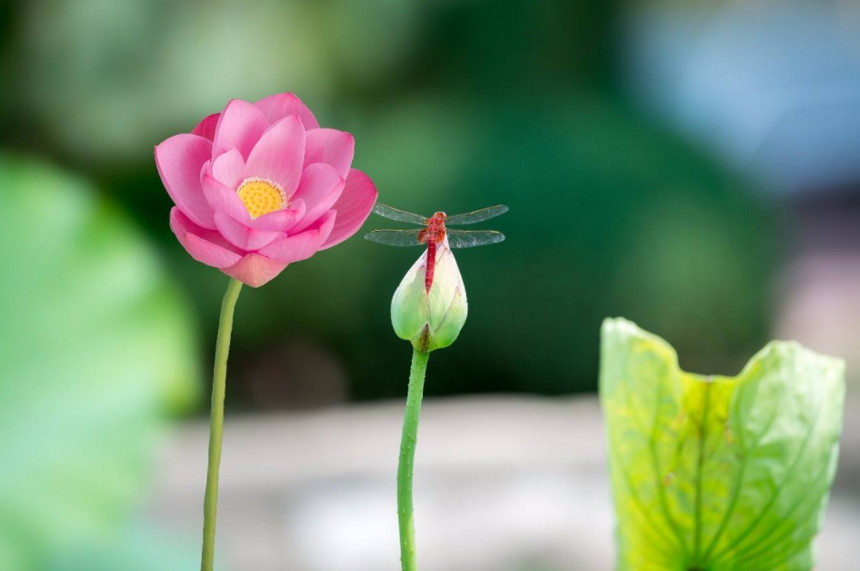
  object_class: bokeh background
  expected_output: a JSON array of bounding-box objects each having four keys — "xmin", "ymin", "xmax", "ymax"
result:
[{"xmin": 1, "ymin": 0, "xmax": 859, "ymax": 569}]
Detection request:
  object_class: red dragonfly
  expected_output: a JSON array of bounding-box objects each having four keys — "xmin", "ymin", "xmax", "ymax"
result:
[{"xmin": 366, "ymin": 203, "xmax": 508, "ymax": 292}]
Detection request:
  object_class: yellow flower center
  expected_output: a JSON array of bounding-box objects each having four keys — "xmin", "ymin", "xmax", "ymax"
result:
[{"xmin": 236, "ymin": 178, "xmax": 287, "ymax": 219}]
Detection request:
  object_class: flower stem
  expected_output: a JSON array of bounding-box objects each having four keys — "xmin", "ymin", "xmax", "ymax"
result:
[
  {"xmin": 201, "ymin": 277, "xmax": 243, "ymax": 571},
  {"xmin": 398, "ymin": 349, "xmax": 430, "ymax": 571}
]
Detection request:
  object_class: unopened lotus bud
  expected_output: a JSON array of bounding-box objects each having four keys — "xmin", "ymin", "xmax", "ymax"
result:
[{"xmin": 391, "ymin": 241, "xmax": 468, "ymax": 353}]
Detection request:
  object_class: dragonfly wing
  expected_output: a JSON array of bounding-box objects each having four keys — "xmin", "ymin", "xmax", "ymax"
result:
[
  {"xmin": 365, "ymin": 229, "xmax": 424, "ymax": 247},
  {"xmin": 446, "ymin": 230, "xmax": 505, "ymax": 249},
  {"xmin": 372, "ymin": 203, "xmax": 429, "ymax": 225},
  {"xmin": 445, "ymin": 204, "xmax": 509, "ymax": 225}
]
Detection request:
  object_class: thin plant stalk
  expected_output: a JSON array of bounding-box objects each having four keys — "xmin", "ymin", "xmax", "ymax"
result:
[
  {"xmin": 201, "ymin": 278, "xmax": 243, "ymax": 571},
  {"xmin": 397, "ymin": 349, "xmax": 430, "ymax": 571}
]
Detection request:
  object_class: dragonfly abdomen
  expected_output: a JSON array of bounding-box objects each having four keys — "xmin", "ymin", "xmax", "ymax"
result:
[{"xmin": 425, "ymin": 240, "xmax": 436, "ymax": 293}]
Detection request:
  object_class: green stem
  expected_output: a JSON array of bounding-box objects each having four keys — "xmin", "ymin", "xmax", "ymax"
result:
[
  {"xmin": 397, "ymin": 349, "xmax": 430, "ymax": 571},
  {"xmin": 200, "ymin": 278, "xmax": 243, "ymax": 571}
]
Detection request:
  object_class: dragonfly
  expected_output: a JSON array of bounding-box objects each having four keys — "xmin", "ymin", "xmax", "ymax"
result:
[{"xmin": 366, "ymin": 203, "xmax": 508, "ymax": 292}]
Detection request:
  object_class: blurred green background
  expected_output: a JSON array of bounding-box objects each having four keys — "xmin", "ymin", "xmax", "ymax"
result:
[
  {"xmin": 0, "ymin": 0, "xmax": 778, "ymax": 401},
  {"xmin": 2, "ymin": 0, "xmax": 858, "ymax": 570}
]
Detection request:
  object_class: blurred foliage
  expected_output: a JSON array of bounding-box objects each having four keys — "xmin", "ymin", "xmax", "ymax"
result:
[
  {"xmin": 0, "ymin": 0, "xmax": 778, "ymax": 406},
  {"xmin": 0, "ymin": 156, "xmax": 199, "ymax": 570},
  {"xmin": 601, "ymin": 318, "xmax": 844, "ymax": 571},
  {"xmin": 46, "ymin": 524, "xmax": 198, "ymax": 571}
]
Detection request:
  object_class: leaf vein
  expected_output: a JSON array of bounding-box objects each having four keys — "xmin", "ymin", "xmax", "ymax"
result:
[
  {"xmin": 699, "ymin": 402, "xmax": 781, "ymax": 561},
  {"xmin": 708, "ymin": 386, "xmax": 823, "ymax": 564}
]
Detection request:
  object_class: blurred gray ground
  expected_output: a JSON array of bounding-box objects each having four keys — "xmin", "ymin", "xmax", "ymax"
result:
[{"xmin": 147, "ymin": 396, "xmax": 860, "ymax": 571}]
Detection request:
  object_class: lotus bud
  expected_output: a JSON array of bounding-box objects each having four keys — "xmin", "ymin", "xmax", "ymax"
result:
[{"xmin": 391, "ymin": 240, "xmax": 468, "ymax": 353}]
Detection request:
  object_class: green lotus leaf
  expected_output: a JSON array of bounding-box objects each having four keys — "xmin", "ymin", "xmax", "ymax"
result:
[
  {"xmin": 0, "ymin": 156, "xmax": 199, "ymax": 570},
  {"xmin": 600, "ymin": 318, "xmax": 845, "ymax": 571}
]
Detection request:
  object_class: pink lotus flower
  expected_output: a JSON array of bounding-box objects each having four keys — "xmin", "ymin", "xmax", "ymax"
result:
[{"xmin": 155, "ymin": 93, "xmax": 378, "ymax": 287}]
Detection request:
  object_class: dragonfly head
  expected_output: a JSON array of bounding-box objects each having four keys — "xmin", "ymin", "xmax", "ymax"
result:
[{"xmin": 432, "ymin": 211, "xmax": 447, "ymax": 222}]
